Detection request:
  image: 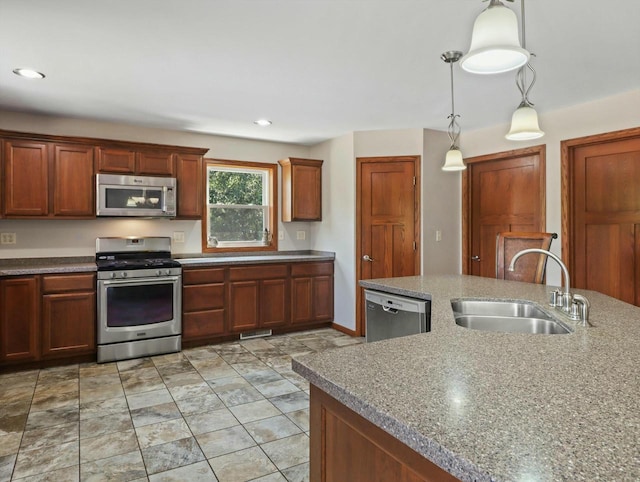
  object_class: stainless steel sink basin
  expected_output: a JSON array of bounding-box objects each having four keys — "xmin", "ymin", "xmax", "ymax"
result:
[
  {"xmin": 451, "ymin": 299, "xmax": 572, "ymax": 334},
  {"xmin": 455, "ymin": 315, "xmax": 572, "ymax": 334}
]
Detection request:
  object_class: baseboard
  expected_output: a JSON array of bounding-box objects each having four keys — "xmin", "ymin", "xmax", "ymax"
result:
[{"xmin": 331, "ymin": 323, "xmax": 358, "ymax": 337}]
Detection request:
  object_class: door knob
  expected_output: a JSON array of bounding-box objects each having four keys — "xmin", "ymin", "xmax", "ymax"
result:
[
  {"xmin": 363, "ymin": 255, "xmax": 374, "ymax": 262},
  {"xmin": 471, "ymin": 256, "xmax": 480, "ymax": 261}
]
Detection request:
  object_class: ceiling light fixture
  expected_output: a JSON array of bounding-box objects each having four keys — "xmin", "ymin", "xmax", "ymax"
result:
[
  {"xmin": 441, "ymin": 51, "xmax": 466, "ymax": 172},
  {"xmin": 505, "ymin": 0, "xmax": 544, "ymax": 140},
  {"xmin": 12, "ymin": 68, "xmax": 45, "ymax": 79},
  {"xmin": 253, "ymin": 119, "xmax": 272, "ymax": 127},
  {"xmin": 460, "ymin": 0, "xmax": 529, "ymax": 75}
]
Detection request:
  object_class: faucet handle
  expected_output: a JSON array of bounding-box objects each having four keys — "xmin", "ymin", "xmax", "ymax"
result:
[{"xmin": 572, "ymin": 294, "xmax": 591, "ymax": 326}]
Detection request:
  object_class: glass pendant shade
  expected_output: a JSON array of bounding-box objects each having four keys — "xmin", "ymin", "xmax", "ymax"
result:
[
  {"xmin": 461, "ymin": 1, "xmax": 530, "ymax": 74},
  {"xmin": 506, "ymin": 104, "xmax": 544, "ymax": 140},
  {"xmin": 442, "ymin": 148, "xmax": 466, "ymax": 171}
]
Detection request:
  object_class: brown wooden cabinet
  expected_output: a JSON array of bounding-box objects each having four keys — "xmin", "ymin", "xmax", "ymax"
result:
[
  {"xmin": 228, "ymin": 264, "xmax": 288, "ymax": 332},
  {"xmin": 3, "ymin": 139, "xmax": 49, "ymax": 216},
  {"xmin": 182, "ymin": 268, "xmax": 226, "ymax": 341},
  {"xmin": 40, "ymin": 273, "xmax": 96, "ymax": 359},
  {"xmin": 291, "ymin": 262, "xmax": 334, "ymax": 324},
  {"xmin": 138, "ymin": 151, "xmax": 175, "ymax": 176},
  {"xmin": 53, "ymin": 144, "xmax": 95, "ymax": 216},
  {"xmin": 0, "ymin": 277, "xmax": 40, "ymax": 363},
  {"xmin": 279, "ymin": 158, "xmax": 323, "ymax": 222},
  {"xmin": 310, "ymin": 385, "xmax": 458, "ymax": 482},
  {"xmin": 176, "ymin": 153, "xmax": 203, "ymax": 218},
  {"xmin": 96, "ymin": 147, "xmax": 175, "ymax": 176},
  {"xmin": 96, "ymin": 146, "xmax": 136, "ymax": 173}
]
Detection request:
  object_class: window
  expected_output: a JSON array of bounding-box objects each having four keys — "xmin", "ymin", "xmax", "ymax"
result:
[{"xmin": 203, "ymin": 159, "xmax": 278, "ymax": 252}]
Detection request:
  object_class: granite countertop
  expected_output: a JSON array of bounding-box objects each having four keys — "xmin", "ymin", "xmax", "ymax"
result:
[
  {"xmin": 0, "ymin": 257, "xmax": 97, "ymax": 276},
  {"xmin": 175, "ymin": 250, "xmax": 335, "ymax": 266},
  {"xmin": 292, "ymin": 275, "xmax": 640, "ymax": 482},
  {"xmin": 0, "ymin": 250, "xmax": 335, "ymax": 275}
]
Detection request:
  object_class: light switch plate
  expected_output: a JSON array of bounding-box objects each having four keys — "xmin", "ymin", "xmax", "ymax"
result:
[
  {"xmin": 173, "ymin": 231, "xmax": 185, "ymax": 243},
  {"xmin": 278, "ymin": 231, "xmax": 284, "ymax": 240},
  {"xmin": 435, "ymin": 230, "xmax": 442, "ymax": 242},
  {"xmin": 296, "ymin": 231, "xmax": 306, "ymax": 240}
]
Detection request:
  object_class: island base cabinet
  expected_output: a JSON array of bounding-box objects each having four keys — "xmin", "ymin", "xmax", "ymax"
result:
[{"xmin": 310, "ymin": 385, "xmax": 459, "ymax": 482}]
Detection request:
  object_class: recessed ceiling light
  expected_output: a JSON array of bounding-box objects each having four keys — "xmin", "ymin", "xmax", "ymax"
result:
[
  {"xmin": 13, "ymin": 68, "xmax": 45, "ymax": 79},
  {"xmin": 254, "ymin": 119, "xmax": 272, "ymax": 127}
]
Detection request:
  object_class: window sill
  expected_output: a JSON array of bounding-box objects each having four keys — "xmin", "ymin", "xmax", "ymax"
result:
[{"xmin": 202, "ymin": 243, "xmax": 278, "ymax": 254}]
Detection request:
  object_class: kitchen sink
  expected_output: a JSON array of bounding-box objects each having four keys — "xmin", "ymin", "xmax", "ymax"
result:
[{"xmin": 451, "ymin": 299, "xmax": 572, "ymax": 335}]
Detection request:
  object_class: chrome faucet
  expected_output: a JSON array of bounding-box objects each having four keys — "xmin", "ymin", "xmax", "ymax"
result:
[{"xmin": 508, "ymin": 248, "xmax": 590, "ymax": 325}]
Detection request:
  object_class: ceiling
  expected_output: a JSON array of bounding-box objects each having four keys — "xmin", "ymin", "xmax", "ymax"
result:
[{"xmin": 1, "ymin": 0, "xmax": 638, "ymax": 145}]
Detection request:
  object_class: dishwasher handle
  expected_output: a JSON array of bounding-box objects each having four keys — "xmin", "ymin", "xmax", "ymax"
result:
[{"xmin": 382, "ymin": 305, "xmax": 399, "ymax": 314}]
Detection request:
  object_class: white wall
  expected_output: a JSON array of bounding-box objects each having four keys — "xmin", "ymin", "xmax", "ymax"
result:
[
  {"xmin": 0, "ymin": 111, "xmax": 313, "ymax": 258},
  {"xmin": 422, "ymin": 129, "xmax": 461, "ymax": 275},
  {"xmin": 309, "ymin": 133, "xmax": 356, "ymax": 330},
  {"xmin": 462, "ymin": 89, "xmax": 640, "ymax": 285}
]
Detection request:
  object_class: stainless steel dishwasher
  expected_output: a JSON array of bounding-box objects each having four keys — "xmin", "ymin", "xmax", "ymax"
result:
[{"xmin": 364, "ymin": 289, "xmax": 431, "ymax": 342}]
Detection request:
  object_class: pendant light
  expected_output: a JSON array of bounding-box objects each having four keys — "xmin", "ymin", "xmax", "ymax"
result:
[
  {"xmin": 441, "ymin": 51, "xmax": 466, "ymax": 172},
  {"xmin": 506, "ymin": 0, "xmax": 544, "ymax": 140},
  {"xmin": 461, "ymin": 0, "xmax": 529, "ymax": 75}
]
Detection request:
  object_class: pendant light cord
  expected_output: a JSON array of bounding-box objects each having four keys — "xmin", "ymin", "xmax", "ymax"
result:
[{"xmin": 515, "ymin": 0, "xmax": 536, "ymax": 107}]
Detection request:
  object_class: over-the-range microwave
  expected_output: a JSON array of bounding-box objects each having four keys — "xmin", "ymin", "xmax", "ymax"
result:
[{"xmin": 96, "ymin": 174, "xmax": 177, "ymax": 218}]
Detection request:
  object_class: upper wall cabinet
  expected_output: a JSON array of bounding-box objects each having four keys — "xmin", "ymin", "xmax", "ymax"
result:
[
  {"xmin": 96, "ymin": 147, "xmax": 175, "ymax": 176},
  {"xmin": 278, "ymin": 157, "xmax": 323, "ymax": 222},
  {"xmin": 0, "ymin": 129, "xmax": 208, "ymax": 219}
]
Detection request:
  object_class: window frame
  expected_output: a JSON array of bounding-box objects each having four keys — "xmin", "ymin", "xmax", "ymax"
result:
[{"xmin": 202, "ymin": 158, "xmax": 278, "ymax": 253}]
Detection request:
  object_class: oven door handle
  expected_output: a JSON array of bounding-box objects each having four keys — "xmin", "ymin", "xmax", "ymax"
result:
[{"xmin": 100, "ymin": 275, "xmax": 181, "ymax": 287}]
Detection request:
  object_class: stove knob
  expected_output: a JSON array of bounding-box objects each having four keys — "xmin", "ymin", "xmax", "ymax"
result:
[
  {"xmin": 156, "ymin": 270, "xmax": 162, "ymax": 276},
  {"xmin": 121, "ymin": 272, "xmax": 128, "ymax": 278},
  {"xmin": 165, "ymin": 269, "xmax": 171, "ymax": 275},
  {"xmin": 110, "ymin": 272, "xmax": 117, "ymax": 279}
]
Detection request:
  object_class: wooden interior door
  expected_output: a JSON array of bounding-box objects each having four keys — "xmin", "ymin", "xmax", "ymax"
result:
[
  {"xmin": 356, "ymin": 156, "xmax": 420, "ymax": 336},
  {"xmin": 563, "ymin": 128, "xmax": 640, "ymax": 305},
  {"xmin": 463, "ymin": 146, "xmax": 546, "ymax": 277}
]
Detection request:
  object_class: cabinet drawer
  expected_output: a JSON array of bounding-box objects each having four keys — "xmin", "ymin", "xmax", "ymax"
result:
[
  {"xmin": 183, "ymin": 283, "xmax": 224, "ymax": 311},
  {"xmin": 291, "ymin": 262, "xmax": 334, "ymax": 277},
  {"xmin": 183, "ymin": 310, "xmax": 225, "ymax": 339},
  {"xmin": 229, "ymin": 264, "xmax": 287, "ymax": 281},
  {"xmin": 42, "ymin": 273, "xmax": 96, "ymax": 293},
  {"xmin": 183, "ymin": 268, "xmax": 225, "ymax": 285}
]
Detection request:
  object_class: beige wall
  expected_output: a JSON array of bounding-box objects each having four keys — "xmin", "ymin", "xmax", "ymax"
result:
[
  {"xmin": 461, "ymin": 89, "xmax": 640, "ymax": 285},
  {"xmin": 0, "ymin": 110, "xmax": 313, "ymax": 258}
]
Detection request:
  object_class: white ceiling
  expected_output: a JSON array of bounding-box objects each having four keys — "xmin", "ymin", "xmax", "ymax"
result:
[{"xmin": 1, "ymin": 0, "xmax": 638, "ymax": 145}]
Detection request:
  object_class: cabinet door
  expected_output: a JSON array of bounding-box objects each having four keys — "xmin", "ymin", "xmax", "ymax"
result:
[
  {"xmin": 261, "ymin": 279, "xmax": 288, "ymax": 327},
  {"xmin": 0, "ymin": 277, "xmax": 39, "ymax": 362},
  {"xmin": 292, "ymin": 164, "xmax": 322, "ymax": 221},
  {"xmin": 313, "ymin": 275, "xmax": 334, "ymax": 321},
  {"xmin": 176, "ymin": 154, "xmax": 202, "ymax": 218},
  {"xmin": 53, "ymin": 144, "xmax": 95, "ymax": 216},
  {"xmin": 291, "ymin": 277, "xmax": 313, "ymax": 324},
  {"xmin": 41, "ymin": 292, "xmax": 96, "ymax": 358},
  {"xmin": 183, "ymin": 310, "xmax": 225, "ymax": 340},
  {"xmin": 137, "ymin": 151, "xmax": 175, "ymax": 176},
  {"xmin": 3, "ymin": 140, "xmax": 49, "ymax": 216},
  {"xmin": 96, "ymin": 147, "xmax": 135, "ymax": 173},
  {"xmin": 228, "ymin": 280, "xmax": 259, "ymax": 332}
]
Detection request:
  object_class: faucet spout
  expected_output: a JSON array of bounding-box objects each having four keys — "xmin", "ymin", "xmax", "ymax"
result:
[{"xmin": 508, "ymin": 248, "xmax": 572, "ymax": 311}]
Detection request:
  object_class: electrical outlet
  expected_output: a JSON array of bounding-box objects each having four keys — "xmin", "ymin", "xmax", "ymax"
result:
[
  {"xmin": 278, "ymin": 231, "xmax": 284, "ymax": 240},
  {"xmin": 435, "ymin": 230, "xmax": 442, "ymax": 242},
  {"xmin": 296, "ymin": 231, "xmax": 306, "ymax": 240},
  {"xmin": 172, "ymin": 231, "xmax": 185, "ymax": 243},
  {"xmin": 0, "ymin": 233, "xmax": 16, "ymax": 245}
]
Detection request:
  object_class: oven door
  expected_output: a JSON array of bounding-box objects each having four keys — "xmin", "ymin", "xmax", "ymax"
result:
[{"xmin": 97, "ymin": 275, "xmax": 181, "ymax": 345}]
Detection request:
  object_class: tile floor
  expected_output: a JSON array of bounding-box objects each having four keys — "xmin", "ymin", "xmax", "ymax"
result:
[{"xmin": 0, "ymin": 328, "xmax": 363, "ymax": 482}]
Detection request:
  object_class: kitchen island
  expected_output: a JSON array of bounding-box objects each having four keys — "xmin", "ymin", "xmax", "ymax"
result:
[{"xmin": 292, "ymin": 275, "xmax": 640, "ymax": 481}]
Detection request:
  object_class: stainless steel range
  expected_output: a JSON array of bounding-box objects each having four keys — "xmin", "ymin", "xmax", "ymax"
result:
[{"xmin": 96, "ymin": 237, "xmax": 182, "ymax": 363}]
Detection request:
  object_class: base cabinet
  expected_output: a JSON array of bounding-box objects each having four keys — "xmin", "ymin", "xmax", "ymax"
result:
[
  {"xmin": 0, "ymin": 277, "xmax": 39, "ymax": 363},
  {"xmin": 291, "ymin": 262, "xmax": 334, "ymax": 324},
  {"xmin": 310, "ymin": 385, "xmax": 459, "ymax": 482},
  {"xmin": 41, "ymin": 273, "xmax": 96, "ymax": 359},
  {"xmin": 182, "ymin": 268, "xmax": 226, "ymax": 342},
  {"xmin": 228, "ymin": 264, "xmax": 289, "ymax": 332},
  {"xmin": 0, "ymin": 273, "xmax": 96, "ymax": 367}
]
